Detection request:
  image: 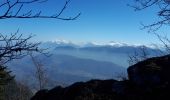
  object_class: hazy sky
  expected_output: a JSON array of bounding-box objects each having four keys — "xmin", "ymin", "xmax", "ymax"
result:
[{"xmin": 0, "ymin": 0, "xmax": 168, "ymax": 44}]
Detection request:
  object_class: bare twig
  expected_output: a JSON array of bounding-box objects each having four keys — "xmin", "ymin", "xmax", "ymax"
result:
[
  {"xmin": 0, "ymin": 31, "xmax": 43, "ymax": 65},
  {"xmin": 30, "ymin": 53, "xmax": 47, "ymax": 90},
  {"xmin": 128, "ymin": 45, "xmax": 150, "ymax": 65},
  {"xmin": 129, "ymin": 0, "xmax": 170, "ymax": 31},
  {"xmin": 0, "ymin": 0, "xmax": 81, "ymax": 20}
]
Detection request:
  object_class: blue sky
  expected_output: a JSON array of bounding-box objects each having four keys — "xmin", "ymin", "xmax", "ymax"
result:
[{"xmin": 0, "ymin": 0, "xmax": 167, "ymax": 44}]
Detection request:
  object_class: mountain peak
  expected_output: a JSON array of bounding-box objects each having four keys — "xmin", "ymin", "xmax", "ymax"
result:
[
  {"xmin": 46, "ymin": 39, "xmax": 159, "ymax": 49},
  {"xmin": 54, "ymin": 39, "xmax": 72, "ymax": 44},
  {"xmin": 108, "ymin": 41, "xmax": 129, "ymax": 47}
]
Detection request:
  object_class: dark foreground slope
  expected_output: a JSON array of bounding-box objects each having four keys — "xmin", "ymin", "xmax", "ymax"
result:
[{"xmin": 31, "ymin": 55, "xmax": 170, "ymax": 100}]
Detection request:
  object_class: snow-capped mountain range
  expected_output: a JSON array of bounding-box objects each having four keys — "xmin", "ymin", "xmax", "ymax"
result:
[
  {"xmin": 8, "ymin": 39, "xmax": 164, "ymax": 87},
  {"xmin": 40, "ymin": 39, "xmax": 163, "ymax": 68},
  {"xmin": 45, "ymin": 39, "xmax": 159, "ymax": 49}
]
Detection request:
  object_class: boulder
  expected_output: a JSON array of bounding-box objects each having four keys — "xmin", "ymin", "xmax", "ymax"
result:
[{"xmin": 128, "ymin": 54, "xmax": 170, "ymax": 87}]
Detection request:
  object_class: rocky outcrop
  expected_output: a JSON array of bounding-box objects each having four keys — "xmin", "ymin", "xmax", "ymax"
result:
[
  {"xmin": 128, "ymin": 54, "xmax": 170, "ymax": 87},
  {"xmin": 31, "ymin": 79, "xmax": 123, "ymax": 100},
  {"xmin": 31, "ymin": 55, "xmax": 170, "ymax": 100}
]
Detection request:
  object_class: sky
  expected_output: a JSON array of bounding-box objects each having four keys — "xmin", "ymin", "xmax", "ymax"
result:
[{"xmin": 0, "ymin": 0, "xmax": 168, "ymax": 45}]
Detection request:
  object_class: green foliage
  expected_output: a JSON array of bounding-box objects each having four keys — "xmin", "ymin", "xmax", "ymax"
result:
[
  {"xmin": 0, "ymin": 65, "xmax": 33, "ymax": 100},
  {"xmin": 0, "ymin": 65, "xmax": 13, "ymax": 100},
  {"xmin": 0, "ymin": 66, "xmax": 13, "ymax": 85}
]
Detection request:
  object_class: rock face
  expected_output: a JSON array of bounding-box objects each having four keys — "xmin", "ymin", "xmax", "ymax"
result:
[
  {"xmin": 128, "ymin": 54, "xmax": 170, "ymax": 87},
  {"xmin": 31, "ymin": 55, "xmax": 170, "ymax": 100},
  {"xmin": 31, "ymin": 79, "xmax": 122, "ymax": 100}
]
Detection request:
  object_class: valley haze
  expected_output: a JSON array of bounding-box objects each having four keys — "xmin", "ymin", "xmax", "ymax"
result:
[{"xmin": 7, "ymin": 40, "xmax": 162, "ymax": 87}]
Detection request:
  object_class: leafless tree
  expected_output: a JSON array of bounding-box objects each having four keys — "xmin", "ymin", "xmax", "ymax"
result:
[
  {"xmin": 0, "ymin": 0, "xmax": 80, "ymax": 20},
  {"xmin": 16, "ymin": 81, "xmax": 33, "ymax": 100},
  {"xmin": 30, "ymin": 53, "xmax": 47, "ymax": 90},
  {"xmin": 0, "ymin": 0, "xmax": 79, "ymax": 99},
  {"xmin": 153, "ymin": 32, "xmax": 170, "ymax": 54},
  {"xmin": 115, "ymin": 71, "xmax": 128, "ymax": 81},
  {"xmin": 127, "ymin": 0, "xmax": 170, "ymax": 65},
  {"xmin": 127, "ymin": 33, "xmax": 170, "ymax": 66},
  {"xmin": 0, "ymin": 0, "xmax": 80, "ymax": 64},
  {"xmin": 128, "ymin": 45, "xmax": 150, "ymax": 66},
  {"xmin": 0, "ymin": 32, "xmax": 43, "ymax": 65},
  {"xmin": 130, "ymin": 0, "xmax": 170, "ymax": 31},
  {"xmin": 1, "ymin": 79, "xmax": 33, "ymax": 100}
]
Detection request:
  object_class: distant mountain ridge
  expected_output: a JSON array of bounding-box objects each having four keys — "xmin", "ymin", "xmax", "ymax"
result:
[
  {"xmin": 8, "ymin": 54, "xmax": 126, "ymax": 87},
  {"xmin": 46, "ymin": 39, "xmax": 159, "ymax": 48},
  {"xmin": 42, "ymin": 40, "xmax": 161, "ymax": 67},
  {"xmin": 8, "ymin": 40, "xmax": 163, "ymax": 89}
]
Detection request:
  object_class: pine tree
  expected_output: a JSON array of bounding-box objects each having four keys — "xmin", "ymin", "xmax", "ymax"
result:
[
  {"xmin": 0, "ymin": 65, "xmax": 13, "ymax": 100},
  {"xmin": 0, "ymin": 66, "xmax": 13, "ymax": 85}
]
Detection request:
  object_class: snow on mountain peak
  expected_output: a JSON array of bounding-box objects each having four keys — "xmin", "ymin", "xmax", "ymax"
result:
[
  {"xmin": 47, "ymin": 39, "xmax": 159, "ymax": 49},
  {"xmin": 54, "ymin": 39, "xmax": 71, "ymax": 44},
  {"xmin": 108, "ymin": 41, "xmax": 129, "ymax": 47}
]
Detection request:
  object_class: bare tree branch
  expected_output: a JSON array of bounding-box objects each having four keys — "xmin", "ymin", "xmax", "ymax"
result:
[
  {"xmin": 128, "ymin": 45, "xmax": 151, "ymax": 65},
  {"xmin": 0, "ymin": 31, "xmax": 44, "ymax": 65},
  {"xmin": 30, "ymin": 53, "xmax": 47, "ymax": 90},
  {"xmin": 0, "ymin": 0, "xmax": 80, "ymax": 65},
  {"xmin": 153, "ymin": 32, "xmax": 170, "ymax": 53},
  {"xmin": 128, "ymin": 33, "xmax": 170, "ymax": 66},
  {"xmin": 0, "ymin": 0, "xmax": 81, "ymax": 20},
  {"xmin": 130, "ymin": 0, "xmax": 170, "ymax": 31}
]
